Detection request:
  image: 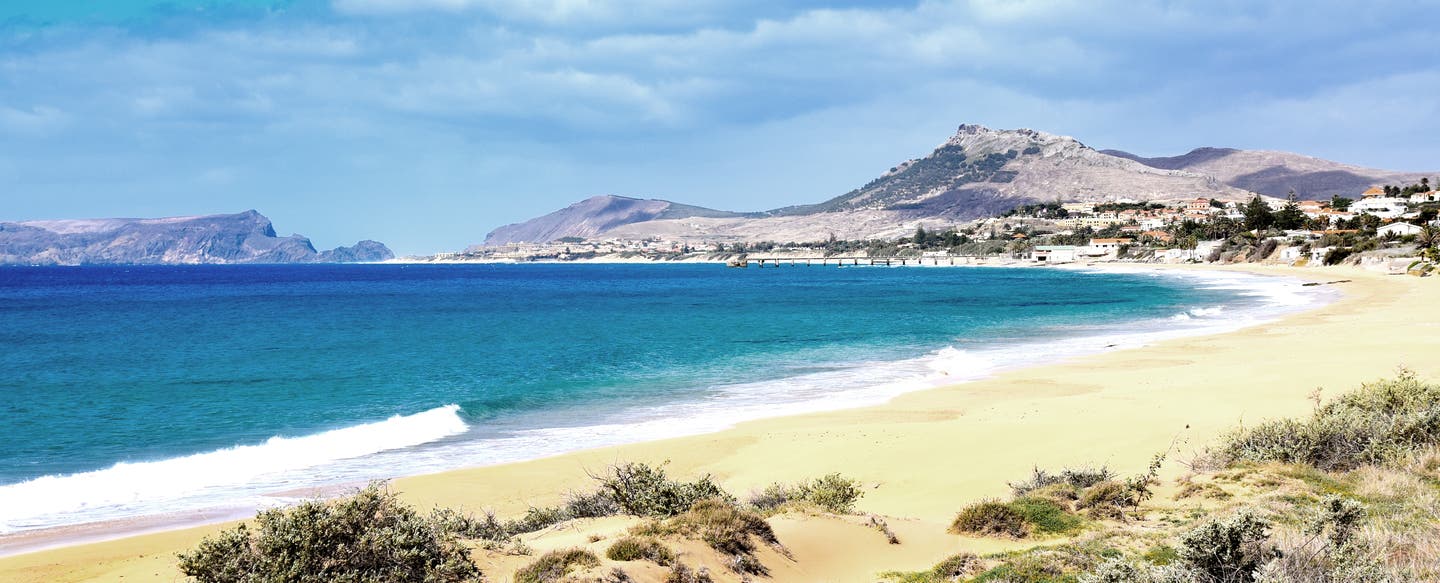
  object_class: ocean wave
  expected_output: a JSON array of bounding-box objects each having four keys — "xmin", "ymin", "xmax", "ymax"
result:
[
  {"xmin": 1171, "ymin": 306, "xmax": 1226, "ymax": 320},
  {"xmin": 0, "ymin": 405, "xmax": 466, "ymax": 533},
  {"xmin": 0, "ymin": 268, "xmax": 1338, "ymax": 539}
]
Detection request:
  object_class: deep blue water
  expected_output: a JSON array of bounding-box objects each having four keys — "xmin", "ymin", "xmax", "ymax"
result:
[{"xmin": 0, "ymin": 263, "xmax": 1302, "ymax": 532}]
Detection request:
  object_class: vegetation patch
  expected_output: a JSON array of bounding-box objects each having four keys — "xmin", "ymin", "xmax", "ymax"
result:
[
  {"xmin": 1215, "ymin": 371, "xmax": 1440, "ymax": 471},
  {"xmin": 598, "ymin": 462, "xmax": 733, "ymax": 518},
  {"xmin": 663, "ymin": 563, "xmax": 715, "ymax": 583},
  {"xmin": 604, "ymin": 535, "xmax": 675, "ymax": 566},
  {"xmin": 949, "ymin": 499, "xmax": 1031, "ymax": 538},
  {"xmin": 1009, "ymin": 497, "xmax": 1086, "ymax": 535},
  {"xmin": 1010, "ymin": 466, "xmax": 1115, "ymax": 498},
  {"xmin": 176, "ymin": 483, "xmax": 481, "ymax": 583},
  {"xmin": 880, "ymin": 552, "xmax": 983, "ymax": 583},
  {"xmin": 1174, "ymin": 479, "xmax": 1231, "ymax": 501},
  {"xmin": 959, "ymin": 375, "xmax": 1440, "ymax": 583},
  {"xmin": 748, "ymin": 472, "xmax": 865, "ymax": 514},
  {"xmin": 513, "ymin": 548, "xmax": 602, "ymax": 583},
  {"xmin": 634, "ymin": 498, "xmax": 783, "ymax": 575},
  {"xmin": 1076, "ymin": 481, "xmax": 1136, "ymax": 520}
]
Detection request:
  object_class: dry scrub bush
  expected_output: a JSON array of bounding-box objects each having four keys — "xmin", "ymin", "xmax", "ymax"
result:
[
  {"xmin": 177, "ymin": 483, "xmax": 480, "ymax": 583},
  {"xmin": 513, "ymin": 548, "xmax": 601, "ymax": 583}
]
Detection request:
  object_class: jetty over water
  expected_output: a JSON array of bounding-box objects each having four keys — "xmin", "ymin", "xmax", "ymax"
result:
[{"xmin": 731, "ymin": 255, "xmax": 990, "ymax": 267}]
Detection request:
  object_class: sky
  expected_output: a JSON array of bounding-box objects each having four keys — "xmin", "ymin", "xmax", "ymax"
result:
[{"xmin": 2, "ymin": 1, "xmax": 1438, "ymax": 254}]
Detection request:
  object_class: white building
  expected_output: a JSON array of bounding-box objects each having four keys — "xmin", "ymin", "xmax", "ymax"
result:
[
  {"xmin": 1032, "ymin": 245, "xmax": 1078, "ymax": 264},
  {"xmin": 1378, "ymin": 222, "xmax": 1423, "ymax": 238},
  {"xmin": 1080, "ymin": 238, "xmax": 1133, "ymax": 257},
  {"xmin": 1352, "ymin": 198, "xmax": 1408, "ymax": 220}
]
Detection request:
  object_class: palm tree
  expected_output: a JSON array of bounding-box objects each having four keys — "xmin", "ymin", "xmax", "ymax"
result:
[{"xmin": 1419, "ymin": 224, "xmax": 1440, "ymax": 250}]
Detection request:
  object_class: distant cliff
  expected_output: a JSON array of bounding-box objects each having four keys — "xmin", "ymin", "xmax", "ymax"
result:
[
  {"xmin": 484, "ymin": 195, "xmax": 752, "ymax": 245},
  {"xmin": 0, "ymin": 210, "xmax": 394, "ymax": 266},
  {"xmin": 1101, "ymin": 147, "xmax": 1432, "ymax": 200}
]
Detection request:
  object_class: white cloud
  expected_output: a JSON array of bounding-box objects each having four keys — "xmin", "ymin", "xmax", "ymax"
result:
[
  {"xmin": 331, "ymin": 0, "xmax": 714, "ymax": 27},
  {"xmin": 0, "ymin": 105, "xmax": 69, "ymax": 135},
  {"xmin": 2, "ymin": 0, "xmax": 1439, "ymax": 252}
]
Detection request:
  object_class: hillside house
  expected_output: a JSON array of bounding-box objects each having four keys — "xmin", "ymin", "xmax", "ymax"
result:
[
  {"xmin": 1352, "ymin": 198, "xmax": 1407, "ymax": 220},
  {"xmin": 1141, "ymin": 230, "xmax": 1173, "ymax": 243},
  {"xmin": 1378, "ymin": 222, "xmax": 1423, "ymax": 238}
]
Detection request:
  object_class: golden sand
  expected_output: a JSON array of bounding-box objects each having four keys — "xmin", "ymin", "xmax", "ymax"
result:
[{"xmin": 2, "ymin": 264, "xmax": 1433, "ymax": 582}]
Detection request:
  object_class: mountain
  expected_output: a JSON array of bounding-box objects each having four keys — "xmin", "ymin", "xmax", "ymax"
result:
[
  {"xmin": 1102, "ymin": 147, "xmax": 1433, "ymax": 200},
  {"xmin": 770, "ymin": 124, "xmax": 1248, "ymax": 218},
  {"xmin": 483, "ymin": 195, "xmax": 752, "ymax": 245},
  {"xmin": 0, "ymin": 210, "xmax": 394, "ymax": 266},
  {"xmin": 483, "ymin": 124, "xmax": 1434, "ymax": 245}
]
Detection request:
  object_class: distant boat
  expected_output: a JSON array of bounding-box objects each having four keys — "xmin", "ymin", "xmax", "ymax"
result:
[{"xmin": 727, "ymin": 258, "xmax": 749, "ymax": 268}]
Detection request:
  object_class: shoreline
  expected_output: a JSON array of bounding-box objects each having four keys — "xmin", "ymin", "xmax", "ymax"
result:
[
  {"xmin": 0, "ymin": 264, "xmax": 1326, "ymax": 557},
  {"xmin": 2, "ymin": 263, "xmax": 1432, "ymax": 582}
]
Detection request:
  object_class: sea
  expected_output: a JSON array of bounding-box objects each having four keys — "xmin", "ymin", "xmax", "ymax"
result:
[{"xmin": 0, "ymin": 263, "xmax": 1330, "ymax": 540}]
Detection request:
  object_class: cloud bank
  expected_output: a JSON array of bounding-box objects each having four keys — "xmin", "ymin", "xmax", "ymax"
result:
[{"xmin": 1, "ymin": 0, "xmax": 1436, "ymax": 253}]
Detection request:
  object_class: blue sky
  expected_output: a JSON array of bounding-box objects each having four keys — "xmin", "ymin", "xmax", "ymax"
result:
[{"xmin": 2, "ymin": 1, "xmax": 1438, "ymax": 254}]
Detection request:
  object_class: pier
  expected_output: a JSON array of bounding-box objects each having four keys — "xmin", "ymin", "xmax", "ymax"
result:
[{"xmin": 735, "ymin": 255, "xmax": 980, "ymax": 267}]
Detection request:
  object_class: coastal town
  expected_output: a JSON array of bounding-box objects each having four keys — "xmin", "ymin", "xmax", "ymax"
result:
[{"xmin": 424, "ymin": 181, "xmax": 1440, "ymax": 274}]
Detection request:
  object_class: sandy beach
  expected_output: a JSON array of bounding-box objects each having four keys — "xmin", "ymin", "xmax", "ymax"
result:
[{"xmin": 2, "ymin": 263, "xmax": 1435, "ymax": 582}]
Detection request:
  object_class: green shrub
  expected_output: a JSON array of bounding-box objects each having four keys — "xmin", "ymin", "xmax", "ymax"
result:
[
  {"xmin": 747, "ymin": 473, "xmax": 865, "ymax": 514},
  {"xmin": 508, "ymin": 505, "xmax": 571, "ymax": 534},
  {"xmin": 1217, "ymin": 373, "xmax": 1440, "ymax": 471},
  {"xmin": 1024, "ymin": 482, "xmax": 1083, "ymax": 507},
  {"xmin": 1010, "ymin": 466, "xmax": 1115, "ymax": 497},
  {"xmin": 1254, "ymin": 496, "xmax": 1391, "ymax": 582},
  {"xmin": 878, "ymin": 552, "xmax": 985, "ymax": 583},
  {"xmin": 1323, "ymin": 247, "xmax": 1354, "ymax": 265},
  {"xmin": 639, "ymin": 498, "xmax": 780, "ymax": 575},
  {"xmin": 1142, "ymin": 545, "xmax": 1179, "ymax": 566},
  {"xmin": 1249, "ymin": 239, "xmax": 1278, "ymax": 262},
  {"xmin": 1080, "ymin": 558, "xmax": 1150, "ymax": 583},
  {"xmin": 500, "ymin": 486, "xmax": 626, "ymax": 536},
  {"xmin": 176, "ymin": 483, "xmax": 481, "ymax": 583},
  {"xmin": 932, "ymin": 553, "xmax": 983, "ymax": 578},
  {"xmin": 747, "ymin": 482, "xmax": 793, "ymax": 511},
  {"xmin": 949, "ymin": 499, "xmax": 1029, "ymax": 538},
  {"xmin": 605, "ymin": 536, "xmax": 675, "ymax": 565},
  {"xmin": 1009, "ymin": 497, "xmax": 1085, "ymax": 534},
  {"xmin": 1177, "ymin": 509, "xmax": 1275, "ymax": 583},
  {"xmin": 429, "ymin": 507, "xmax": 511, "ymax": 542},
  {"xmin": 1310, "ymin": 495, "xmax": 1365, "ymax": 547},
  {"xmin": 513, "ymin": 548, "xmax": 601, "ymax": 583},
  {"xmin": 797, "ymin": 473, "xmax": 865, "ymax": 513},
  {"xmin": 1080, "ymin": 558, "xmax": 1197, "ymax": 583},
  {"xmin": 598, "ymin": 462, "xmax": 733, "ymax": 518},
  {"xmin": 565, "ymin": 489, "xmax": 622, "ymax": 518},
  {"xmin": 971, "ymin": 558, "xmax": 1065, "ymax": 583},
  {"xmin": 1077, "ymin": 481, "xmax": 1136, "ymax": 520}
]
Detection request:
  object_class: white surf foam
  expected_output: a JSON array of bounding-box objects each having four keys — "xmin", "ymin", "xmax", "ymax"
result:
[
  {"xmin": 0, "ymin": 268, "xmax": 1338, "ymax": 542},
  {"xmin": 0, "ymin": 405, "xmax": 466, "ymax": 533}
]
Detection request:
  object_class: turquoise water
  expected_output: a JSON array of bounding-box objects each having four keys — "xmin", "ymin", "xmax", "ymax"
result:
[{"xmin": 0, "ymin": 264, "xmax": 1320, "ymax": 533}]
